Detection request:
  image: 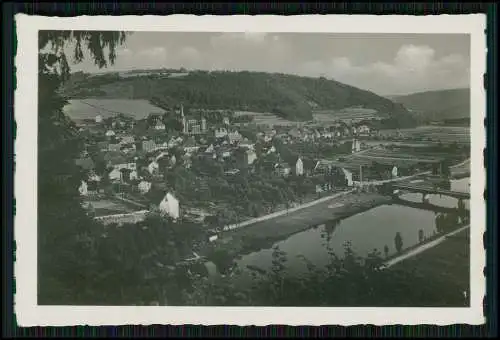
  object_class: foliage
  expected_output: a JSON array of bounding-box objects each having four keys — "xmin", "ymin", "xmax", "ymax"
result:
[{"xmin": 62, "ymin": 69, "xmax": 416, "ymax": 127}]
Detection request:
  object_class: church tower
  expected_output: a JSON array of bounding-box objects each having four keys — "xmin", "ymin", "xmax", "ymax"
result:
[{"xmin": 181, "ymin": 104, "xmax": 187, "ymax": 134}]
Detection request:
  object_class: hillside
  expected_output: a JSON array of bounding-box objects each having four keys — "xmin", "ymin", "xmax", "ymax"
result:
[
  {"xmin": 389, "ymin": 88, "xmax": 470, "ymax": 124},
  {"xmin": 61, "ymin": 70, "xmax": 416, "ymax": 128}
]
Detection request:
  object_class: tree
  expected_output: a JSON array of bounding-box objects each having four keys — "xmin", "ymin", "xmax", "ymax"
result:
[
  {"xmin": 38, "ymin": 30, "xmax": 130, "ymax": 304},
  {"xmin": 394, "ymin": 232, "xmax": 403, "ymax": 253},
  {"xmin": 383, "ymin": 245, "xmax": 389, "ymax": 259}
]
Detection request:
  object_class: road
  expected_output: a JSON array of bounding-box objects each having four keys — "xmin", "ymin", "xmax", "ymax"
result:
[
  {"xmin": 221, "ymin": 192, "xmax": 390, "ymax": 239},
  {"xmin": 382, "ymin": 225, "xmax": 470, "ymax": 269}
]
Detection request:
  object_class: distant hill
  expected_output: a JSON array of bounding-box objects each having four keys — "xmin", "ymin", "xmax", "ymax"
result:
[
  {"xmin": 61, "ymin": 70, "xmax": 416, "ymax": 128},
  {"xmin": 388, "ymin": 88, "xmax": 470, "ymax": 124}
]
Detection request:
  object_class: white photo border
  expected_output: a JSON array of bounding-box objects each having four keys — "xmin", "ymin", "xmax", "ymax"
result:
[{"xmin": 14, "ymin": 13, "xmax": 487, "ymax": 326}]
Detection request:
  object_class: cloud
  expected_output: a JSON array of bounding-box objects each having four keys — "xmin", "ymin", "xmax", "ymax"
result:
[{"xmin": 299, "ymin": 44, "xmax": 470, "ymax": 95}]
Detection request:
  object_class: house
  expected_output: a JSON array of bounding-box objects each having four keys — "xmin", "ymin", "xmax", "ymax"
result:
[
  {"xmin": 223, "ymin": 117, "xmax": 230, "ymax": 125},
  {"xmin": 358, "ymin": 125, "xmax": 371, "ymax": 135},
  {"xmin": 95, "ymin": 115, "xmax": 103, "ymax": 123},
  {"xmin": 154, "ymin": 120, "xmax": 166, "ymax": 130},
  {"xmin": 342, "ymin": 168, "xmax": 354, "ymax": 187},
  {"xmin": 240, "ymin": 138, "xmax": 255, "ymax": 150},
  {"xmin": 78, "ymin": 180, "xmax": 88, "ymax": 196},
  {"xmin": 142, "ymin": 140, "xmax": 157, "ymax": 153},
  {"xmin": 129, "ymin": 170, "xmax": 139, "ymax": 181},
  {"xmin": 246, "ymin": 149, "xmax": 257, "ymax": 165},
  {"xmin": 159, "ymin": 192, "xmax": 180, "ymax": 220},
  {"xmin": 138, "ymin": 180, "xmax": 152, "ymax": 194},
  {"xmin": 183, "ymin": 136, "xmax": 199, "ymax": 153},
  {"xmin": 215, "ymin": 127, "xmax": 228, "ymax": 139},
  {"xmin": 105, "ymin": 130, "xmax": 116, "ymax": 138},
  {"xmin": 148, "ymin": 160, "xmax": 160, "ymax": 175},
  {"xmin": 275, "ymin": 162, "xmax": 291, "ymax": 177},
  {"xmin": 352, "ymin": 139, "xmax": 361, "ymax": 153},
  {"xmin": 392, "ymin": 166, "xmax": 398, "ymax": 178},
  {"xmin": 120, "ymin": 136, "xmax": 135, "ymax": 145},
  {"xmin": 228, "ymin": 131, "xmax": 243, "ymax": 144},
  {"xmin": 288, "ymin": 128, "xmax": 301, "ymax": 139},
  {"xmin": 205, "ymin": 144, "xmax": 215, "ymax": 153},
  {"xmin": 108, "ymin": 168, "xmax": 122, "ymax": 182},
  {"xmin": 88, "ymin": 171, "xmax": 101, "ymax": 182},
  {"xmin": 295, "ymin": 157, "xmax": 304, "ymax": 176}
]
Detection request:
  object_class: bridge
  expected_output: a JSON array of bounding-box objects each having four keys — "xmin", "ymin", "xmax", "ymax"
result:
[{"xmin": 391, "ymin": 183, "xmax": 470, "ymax": 200}]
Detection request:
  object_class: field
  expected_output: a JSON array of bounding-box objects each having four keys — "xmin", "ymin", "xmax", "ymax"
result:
[
  {"xmin": 63, "ymin": 98, "xmax": 166, "ymax": 121},
  {"xmin": 379, "ymin": 126, "xmax": 470, "ymax": 145},
  {"xmin": 325, "ymin": 146, "xmax": 453, "ymax": 172},
  {"xmin": 313, "ymin": 107, "xmax": 385, "ymax": 124},
  {"xmin": 234, "ymin": 111, "xmax": 300, "ymax": 126}
]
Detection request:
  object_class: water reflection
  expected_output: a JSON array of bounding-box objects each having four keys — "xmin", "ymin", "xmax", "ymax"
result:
[
  {"xmin": 230, "ymin": 178, "xmax": 470, "ymax": 278},
  {"xmin": 236, "ymin": 204, "xmax": 440, "ymax": 275},
  {"xmin": 400, "ymin": 178, "xmax": 470, "ymax": 210}
]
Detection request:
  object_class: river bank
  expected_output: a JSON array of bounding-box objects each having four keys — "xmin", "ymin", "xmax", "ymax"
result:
[{"xmin": 201, "ymin": 192, "xmax": 392, "ymax": 262}]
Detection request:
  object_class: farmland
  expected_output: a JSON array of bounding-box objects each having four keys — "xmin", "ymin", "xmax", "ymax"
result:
[
  {"xmin": 324, "ymin": 144, "xmax": 468, "ymax": 174},
  {"xmin": 378, "ymin": 126, "xmax": 470, "ymax": 145},
  {"xmin": 234, "ymin": 111, "xmax": 301, "ymax": 126},
  {"xmin": 313, "ymin": 107, "xmax": 386, "ymax": 124}
]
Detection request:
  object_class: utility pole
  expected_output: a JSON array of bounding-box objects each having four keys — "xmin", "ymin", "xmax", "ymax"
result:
[{"xmin": 359, "ymin": 165, "xmax": 363, "ymax": 191}]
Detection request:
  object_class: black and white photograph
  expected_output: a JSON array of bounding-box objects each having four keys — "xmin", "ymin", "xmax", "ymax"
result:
[{"xmin": 15, "ymin": 14, "xmax": 486, "ymax": 326}]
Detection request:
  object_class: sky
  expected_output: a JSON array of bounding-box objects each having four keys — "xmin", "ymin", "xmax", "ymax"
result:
[{"xmin": 69, "ymin": 32, "xmax": 470, "ymax": 96}]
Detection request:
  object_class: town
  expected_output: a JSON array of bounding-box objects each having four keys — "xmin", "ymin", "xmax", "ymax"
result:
[{"xmin": 70, "ymin": 97, "xmax": 470, "ymax": 271}]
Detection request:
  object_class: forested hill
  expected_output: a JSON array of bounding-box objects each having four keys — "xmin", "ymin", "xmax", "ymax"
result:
[
  {"xmin": 62, "ymin": 70, "xmax": 416, "ymax": 127},
  {"xmin": 388, "ymin": 88, "xmax": 470, "ymax": 124}
]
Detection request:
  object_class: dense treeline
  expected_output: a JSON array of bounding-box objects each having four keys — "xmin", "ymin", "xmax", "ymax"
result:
[{"xmin": 63, "ymin": 69, "xmax": 416, "ymax": 127}]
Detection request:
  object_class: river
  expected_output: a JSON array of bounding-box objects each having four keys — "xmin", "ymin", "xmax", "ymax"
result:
[{"xmin": 216, "ymin": 177, "xmax": 470, "ymax": 276}]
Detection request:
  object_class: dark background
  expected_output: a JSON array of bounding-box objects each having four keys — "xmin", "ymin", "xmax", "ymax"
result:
[{"xmin": 2, "ymin": 2, "xmax": 497, "ymax": 338}]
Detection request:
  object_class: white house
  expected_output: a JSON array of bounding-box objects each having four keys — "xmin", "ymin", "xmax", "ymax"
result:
[
  {"xmin": 154, "ymin": 120, "xmax": 166, "ymax": 130},
  {"xmin": 105, "ymin": 130, "xmax": 116, "ymax": 137},
  {"xmin": 392, "ymin": 166, "xmax": 398, "ymax": 178},
  {"xmin": 138, "ymin": 180, "xmax": 152, "ymax": 194},
  {"xmin": 108, "ymin": 168, "xmax": 122, "ymax": 182},
  {"xmin": 95, "ymin": 115, "xmax": 103, "ymax": 123},
  {"xmin": 358, "ymin": 125, "xmax": 371, "ymax": 135},
  {"xmin": 246, "ymin": 150, "xmax": 257, "ymax": 165},
  {"xmin": 88, "ymin": 172, "xmax": 101, "ymax": 182},
  {"xmin": 129, "ymin": 170, "xmax": 138, "ymax": 181},
  {"xmin": 296, "ymin": 157, "xmax": 304, "ymax": 176},
  {"xmin": 114, "ymin": 162, "xmax": 137, "ymax": 171},
  {"xmin": 352, "ymin": 139, "xmax": 361, "ymax": 153},
  {"xmin": 159, "ymin": 192, "xmax": 180, "ymax": 220},
  {"xmin": 223, "ymin": 117, "xmax": 230, "ymax": 125},
  {"xmin": 78, "ymin": 180, "xmax": 88, "ymax": 196},
  {"xmin": 205, "ymin": 144, "xmax": 215, "ymax": 153},
  {"xmin": 148, "ymin": 161, "xmax": 160, "ymax": 175},
  {"xmin": 342, "ymin": 168, "xmax": 354, "ymax": 187}
]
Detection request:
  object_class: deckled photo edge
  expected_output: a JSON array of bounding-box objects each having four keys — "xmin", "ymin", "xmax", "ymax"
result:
[{"xmin": 14, "ymin": 14, "xmax": 487, "ymax": 326}]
